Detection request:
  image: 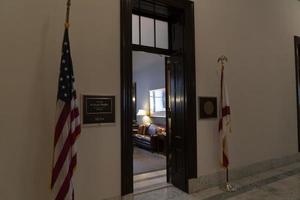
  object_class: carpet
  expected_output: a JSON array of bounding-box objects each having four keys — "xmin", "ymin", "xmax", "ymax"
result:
[{"xmin": 133, "ymin": 147, "xmax": 166, "ymax": 175}]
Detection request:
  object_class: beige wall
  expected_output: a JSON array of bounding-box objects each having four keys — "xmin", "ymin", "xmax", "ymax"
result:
[
  {"xmin": 0, "ymin": 0, "xmax": 120, "ymax": 199},
  {"xmin": 0, "ymin": 0, "xmax": 299, "ymax": 199},
  {"xmin": 194, "ymin": 0, "xmax": 300, "ymax": 176}
]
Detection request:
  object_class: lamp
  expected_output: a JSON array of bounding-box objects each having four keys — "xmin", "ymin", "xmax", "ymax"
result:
[
  {"xmin": 136, "ymin": 109, "xmax": 151, "ymax": 125},
  {"xmin": 137, "ymin": 109, "xmax": 147, "ymax": 116}
]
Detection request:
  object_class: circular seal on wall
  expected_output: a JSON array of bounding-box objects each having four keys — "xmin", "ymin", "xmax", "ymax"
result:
[{"xmin": 204, "ymin": 101, "xmax": 215, "ymax": 115}]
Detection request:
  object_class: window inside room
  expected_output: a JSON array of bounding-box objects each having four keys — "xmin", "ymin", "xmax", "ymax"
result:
[{"xmin": 149, "ymin": 88, "xmax": 166, "ymax": 117}]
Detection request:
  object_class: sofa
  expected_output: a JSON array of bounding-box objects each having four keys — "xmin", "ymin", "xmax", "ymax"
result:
[{"xmin": 132, "ymin": 124, "xmax": 165, "ymax": 152}]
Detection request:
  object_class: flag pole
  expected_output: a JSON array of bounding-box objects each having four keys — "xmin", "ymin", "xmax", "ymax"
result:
[
  {"xmin": 65, "ymin": 0, "xmax": 72, "ymax": 28},
  {"xmin": 226, "ymin": 167, "xmax": 229, "ymax": 183},
  {"xmin": 218, "ymin": 56, "xmax": 236, "ymax": 192}
]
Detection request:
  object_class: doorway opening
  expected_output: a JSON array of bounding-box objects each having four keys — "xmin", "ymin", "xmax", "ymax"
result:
[
  {"xmin": 132, "ymin": 51, "xmax": 169, "ymax": 193},
  {"xmin": 121, "ymin": 0, "xmax": 197, "ymax": 196}
]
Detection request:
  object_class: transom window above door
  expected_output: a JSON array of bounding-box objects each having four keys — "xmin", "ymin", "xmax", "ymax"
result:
[{"xmin": 132, "ymin": 14, "xmax": 169, "ymax": 49}]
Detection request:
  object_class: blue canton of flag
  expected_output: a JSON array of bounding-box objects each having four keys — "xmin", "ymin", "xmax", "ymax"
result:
[{"xmin": 58, "ymin": 29, "xmax": 75, "ymax": 102}]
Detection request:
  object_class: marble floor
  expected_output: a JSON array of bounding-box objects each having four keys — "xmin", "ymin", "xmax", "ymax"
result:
[
  {"xmin": 134, "ymin": 170, "xmax": 170, "ymax": 194},
  {"xmin": 134, "ymin": 161, "xmax": 300, "ymax": 200}
]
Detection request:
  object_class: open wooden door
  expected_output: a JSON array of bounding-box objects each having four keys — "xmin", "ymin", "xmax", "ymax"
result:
[{"xmin": 166, "ymin": 56, "xmax": 187, "ymax": 191}]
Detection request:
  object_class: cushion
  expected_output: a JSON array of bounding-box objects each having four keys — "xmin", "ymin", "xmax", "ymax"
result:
[
  {"xmin": 148, "ymin": 124, "xmax": 158, "ymax": 136},
  {"xmin": 157, "ymin": 127, "xmax": 166, "ymax": 136},
  {"xmin": 137, "ymin": 125, "xmax": 146, "ymax": 135},
  {"xmin": 133, "ymin": 134, "xmax": 151, "ymax": 142}
]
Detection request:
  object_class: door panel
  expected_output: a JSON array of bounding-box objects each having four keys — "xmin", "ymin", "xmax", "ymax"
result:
[
  {"xmin": 298, "ymin": 45, "xmax": 300, "ymax": 152},
  {"xmin": 166, "ymin": 58, "xmax": 171, "ymax": 183},
  {"xmin": 294, "ymin": 36, "xmax": 300, "ymax": 152},
  {"xmin": 167, "ymin": 56, "xmax": 187, "ymax": 191}
]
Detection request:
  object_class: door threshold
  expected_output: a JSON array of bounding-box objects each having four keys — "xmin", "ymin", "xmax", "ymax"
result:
[
  {"xmin": 134, "ymin": 169, "xmax": 166, "ymax": 182},
  {"xmin": 134, "ymin": 182, "xmax": 172, "ymax": 195},
  {"xmin": 134, "ymin": 169, "xmax": 169, "ymax": 195}
]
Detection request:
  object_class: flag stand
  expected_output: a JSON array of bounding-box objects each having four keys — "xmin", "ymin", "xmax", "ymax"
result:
[
  {"xmin": 225, "ymin": 167, "xmax": 236, "ymax": 192},
  {"xmin": 65, "ymin": 0, "xmax": 71, "ymax": 28},
  {"xmin": 218, "ymin": 56, "xmax": 236, "ymax": 193}
]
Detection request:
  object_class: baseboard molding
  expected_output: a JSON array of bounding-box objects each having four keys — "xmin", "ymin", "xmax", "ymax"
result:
[{"xmin": 189, "ymin": 153, "xmax": 300, "ymax": 193}]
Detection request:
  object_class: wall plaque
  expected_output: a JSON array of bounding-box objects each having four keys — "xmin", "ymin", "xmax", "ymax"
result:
[
  {"xmin": 82, "ymin": 95, "xmax": 115, "ymax": 124},
  {"xmin": 199, "ymin": 97, "xmax": 218, "ymax": 119}
]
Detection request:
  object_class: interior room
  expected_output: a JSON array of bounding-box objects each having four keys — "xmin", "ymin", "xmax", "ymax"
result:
[{"xmin": 132, "ymin": 51, "xmax": 168, "ymax": 192}]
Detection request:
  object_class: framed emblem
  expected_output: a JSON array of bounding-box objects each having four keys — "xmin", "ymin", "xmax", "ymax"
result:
[{"xmin": 199, "ymin": 97, "xmax": 218, "ymax": 119}]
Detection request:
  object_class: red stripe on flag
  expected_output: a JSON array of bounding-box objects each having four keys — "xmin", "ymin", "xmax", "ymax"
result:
[
  {"xmin": 54, "ymin": 103, "xmax": 71, "ymax": 146},
  {"xmin": 222, "ymin": 106, "xmax": 231, "ymax": 117},
  {"xmin": 73, "ymin": 125, "xmax": 81, "ymax": 139},
  {"xmin": 70, "ymin": 108, "xmax": 80, "ymax": 121},
  {"xmin": 219, "ymin": 106, "xmax": 231, "ymax": 132},
  {"xmin": 51, "ymin": 129, "xmax": 78, "ymax": 188},
  {"xmin": 222, "ymin": 152, "xmax": 229, "ymax": 168},
  {"xmin": 55, "ymin": 155, "xmax": 77, "ymax": 200}
]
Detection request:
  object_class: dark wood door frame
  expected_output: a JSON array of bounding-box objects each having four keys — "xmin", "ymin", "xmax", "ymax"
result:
[
  {"xmin": 121, "ymin": 0, "xmax": 197, "ymax": 195},
  {"xmin": 294, "ymin": 36, "xmax": 300, "ymax": 152}
]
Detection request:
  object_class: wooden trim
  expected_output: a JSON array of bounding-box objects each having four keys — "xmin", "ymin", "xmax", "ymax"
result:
[
  {"xmin": 154, "ymin": 18, "xmax": 157, "ymax": 48},
  {"xmin": 183, "ymin": 0, "xmax": 197, "ymax": 180},
  {"xmin": 120, "ymin": 0, "xmax": 133, "ymax": 195},
  {"xmin": 295, "ymin": 36, "xmax": 300, "ymax": 152},
  {"xmin": 132, "ymin": 9, "xmax": 171, "ymax": 22},
  {"xmin": 132, "ymin": 44, "xmax": 171, "ymax": 55},
  {"xmin": 165, "ymin": 57, "xmax": 171, "ymax": 183}
]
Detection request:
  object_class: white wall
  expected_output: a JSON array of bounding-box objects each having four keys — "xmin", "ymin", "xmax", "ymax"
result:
[
  {"xmin": 0, "ymin": 0, "xmax": 300, "ymax": 200},
  {"xmin": 194, "ymin": 0, "xmax": 300, "ymax": 176}
]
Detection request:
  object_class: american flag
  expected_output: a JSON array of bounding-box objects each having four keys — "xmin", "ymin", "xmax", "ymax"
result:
[
  {"xmin": 51, "ymin": 28, "xmax": 81, "ymax": 200},
  {"xmin": 219, "ymin": 64, "xmax": 231, "ymax": 168}
]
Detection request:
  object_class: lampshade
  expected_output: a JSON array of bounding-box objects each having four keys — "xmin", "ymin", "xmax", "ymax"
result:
[{"xmin": 137, "ymin": 109, "xmax": 147, "ymax": 116}]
